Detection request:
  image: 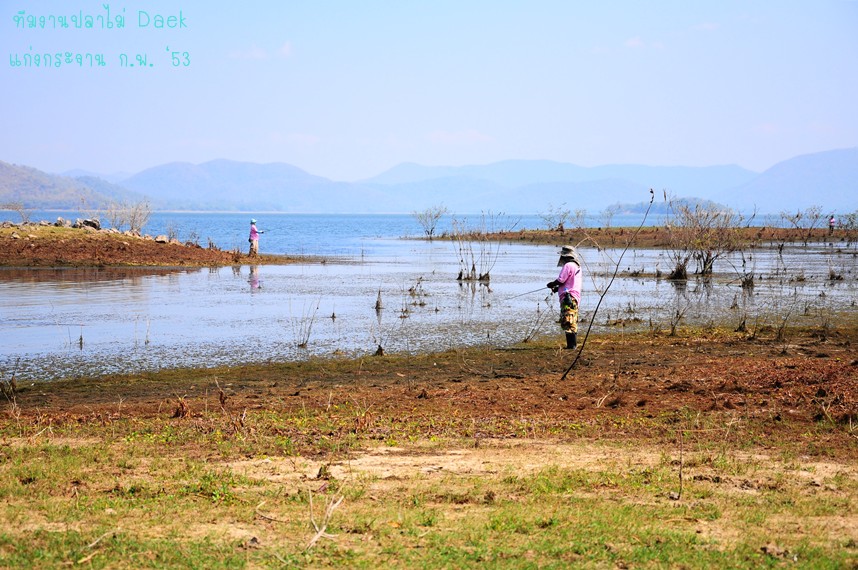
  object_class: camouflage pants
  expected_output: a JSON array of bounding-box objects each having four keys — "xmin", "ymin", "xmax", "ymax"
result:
[{"xmin": 560, "ymin": 294, "xmax": 578, "ymax": 333}]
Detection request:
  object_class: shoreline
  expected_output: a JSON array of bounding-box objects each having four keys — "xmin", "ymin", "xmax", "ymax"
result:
[
  {"xmin": 2, "ymin": 220, "xmax": 853, "ymax": 268},
  {"xmin": 7, "ymin": 328, "xmax": 857, "ymax": 448},
  {"xmin": 0, "ymin": 223, "xmax": 306, "ymax": 267}
]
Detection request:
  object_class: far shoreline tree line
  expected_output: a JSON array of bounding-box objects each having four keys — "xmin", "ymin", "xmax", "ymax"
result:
[
  {"xmin": 412, "ymin": 197, "xmax": 858, "ymax": 280},
  {"xmin": 2, "ymin": 196, "xmax": 855, "ymax": 281}
]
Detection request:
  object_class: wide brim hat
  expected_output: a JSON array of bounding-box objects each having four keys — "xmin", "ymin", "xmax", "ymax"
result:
[{"xmin": 557, "ymin": 245, "xmax": 581, "ymax": 267}]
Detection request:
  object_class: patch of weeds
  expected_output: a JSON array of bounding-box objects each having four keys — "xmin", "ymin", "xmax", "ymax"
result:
[
  {"xmin": 686, "ymin": 501, "xmax": 723, "ymax": 522},
  {"xmin": 180, "ymin": 469, "xmax": 246, "ymax": 504},
  {"xmin": 417, "ymin": 508, "xmax": 439, "ymax": 528},
  {"xmin": 0, "ymin": 529, "xmax": 251, "ymax": 568},
  {"xmin": 274, "ymin": 435, "xmax": 295, "ymax": 455},
  {"xmin": 116, "ymin": 457, "xmax": 136, "ymax": 470},
  {"xmin": 488, "ymin": 512, "xmax": 534, "ymax": 534}
]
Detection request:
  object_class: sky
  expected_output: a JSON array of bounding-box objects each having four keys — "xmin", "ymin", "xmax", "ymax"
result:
[{"xmin": 2, "ymin": 1, "xmax": 857, "ymax": 181}]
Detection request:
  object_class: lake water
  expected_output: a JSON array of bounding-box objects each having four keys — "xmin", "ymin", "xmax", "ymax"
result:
[{"xmin": 2, "ymin": 213, "xmax": 856, "ymax": 382}]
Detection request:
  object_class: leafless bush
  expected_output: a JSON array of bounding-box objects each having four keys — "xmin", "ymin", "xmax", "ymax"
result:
[
  {"xmin": 166, "ymin": 221, "xmax": 179, "ymax": 241},
  {"xmin": 840, "ymin": 211, "xmax": 858, "ymax": 248},
  {"xmin": 127, "ymin": 200, "xmax": 151, "ymax": 233},
  {"xmin": 776, "ymin": 307, "xmax": 793, "ymax": 345},
  {"xmin": 451, "ymin": 211, "xmax": 517, "ymax": 282},
  {"xmin": 105, "ymin": 202, "xmax": 127, "ymax": 230},
  {"xmin": 571, "ymin": 208, "xmax": 588, "ymax": 230},
  {"xmin": 103, "ymin": 200, "xmax": 151, "ymax": 233},
  {"xmin": 668, "ymin": 306, "xmax": 688, "ymax": 336},
  {"xmin": 1, "ymin": 359, "xmax": 20, "ymax": 416},
  {"xmin": 665, "ymin": 195, "xmax": 745, "ymax": 278},
  {"xmin": 78, "ymin": 197, "xmax": 103, "ymax": 224},
  {"xmin": 1, "ymin": 202, "xmax": 32, "ymax": 224},
  {"xmin": 290, "ymin": 299, "xmax": 321, "ymax": 348},
  {"xmin": 539, "ymin": 202, "xmax": 571, "ymax": 231},
  {"xmin": 600, "ymin": 204, "xmax": 620, "ymax": 228},
  {"xmin": 780, "ymin": 205, "xmax": 823, "ymax": 246},
  {"xmin": 413, "ymin": 204, "xmax": 449, "ymax": 239},
  {"xmin": 186, "ymin": 229, "xmax": 201, "ymax": 247}
]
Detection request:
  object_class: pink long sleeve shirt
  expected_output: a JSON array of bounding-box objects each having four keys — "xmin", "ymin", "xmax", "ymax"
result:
[{"xmin": 556, "ymin": 261, "xmax": 582, "ymax": 303}]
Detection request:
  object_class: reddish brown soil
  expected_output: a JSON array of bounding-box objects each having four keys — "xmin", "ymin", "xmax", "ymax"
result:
[
  {"xmin": 0, "ymin": 226, "xmax": 293, "ymax": 266},
  {"xmin": 483, "ymin": 226, "xmax": 852, "ymax": 248},
  {"xmin": 2, "ymin": 224, "xmax": 856, "ymax": 458},
  {"xmin": 9, "ymin": 330, "xmax": 857, "ymax": 457}
]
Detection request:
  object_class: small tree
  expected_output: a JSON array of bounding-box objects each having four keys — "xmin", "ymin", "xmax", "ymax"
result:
[
  {"xmin": 1, "ymin": 202, "xmax": 31, "ymax": 224},
  {"xmin": 105, "ymin": 201, "xmax": 128, "ymax": 230},
  {"xmin": 539, "ymin": 202, "xmax": 571, "ymax": 231},
  {"xmin": 841, "ymin": 211, "xmax": 858, "ymax": 248},
  {"xmin": 571, "ymin": 208, "xmax": 588, "ymax": 230},
  {"xmin": 127, "ymin": 200, "xmax": 152, "ymax": 233},
  {"xmin": 104, "ymin": 199, "xmax": 151, "ymax": 233},
  {"xmin": 600, "ymin": 205, "xmax": 620, "ymax": 229},
  {"xmin": 665, "ymin": 196, "xmax": 744, "ymax": 278},
  {"xmin": 780, "ymin": 206, "xmax": 824, "ymax": 245},
  {"xmin": 413, "ymin": 204, "xmax": 448, "ymax": 240}
]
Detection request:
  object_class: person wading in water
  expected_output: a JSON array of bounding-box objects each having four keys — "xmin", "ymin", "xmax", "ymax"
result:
[{"xmin": 546, "ymin": 245, "xmax": 582, "ymax": 349}]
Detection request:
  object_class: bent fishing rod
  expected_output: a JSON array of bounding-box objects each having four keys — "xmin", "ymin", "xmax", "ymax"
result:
[{"xmin": 560, "ymin": 189, "xmax": 655, "ymax": 381}]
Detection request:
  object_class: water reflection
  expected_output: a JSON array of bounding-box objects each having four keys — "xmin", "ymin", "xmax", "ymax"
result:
[
  {"xmin": 248, "ymin": 265, "xmax": 262, "ymax": 292},
  {"xmin": 0, "ymin": 266, "xmax": 199, "ymax": 284}
]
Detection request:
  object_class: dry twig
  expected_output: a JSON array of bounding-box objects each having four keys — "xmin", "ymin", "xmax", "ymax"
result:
[{"xmin": 306, "ymin": 490, "xmax": 344, "ymax": 550}]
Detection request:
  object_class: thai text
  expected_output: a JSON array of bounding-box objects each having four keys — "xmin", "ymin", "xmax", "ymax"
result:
[{"xmin": 13, "ymin": 5, "xmax": 127, "ymax": 30}]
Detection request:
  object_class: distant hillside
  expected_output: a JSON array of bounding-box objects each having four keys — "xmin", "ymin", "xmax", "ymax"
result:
[
  {"xmin": 120, "ymin": 159, "xmax": 398, "ymax": 213},
  {"xmin": 722, "ymin": 147, "xmax": 858, "ymax": 213},
  {"xmin": 367, "ymin": 160, "xmax": 758, "ymax": 196},
  {"xmin": 61, "ymin": 169, "xmax": 133, "ymax": 184},
  {"xmin": 0, "ymin": 161, "xmax": 142, "ymax": 210},
  {"xmin": 3, "ymin": 148, "xmax": 855, "ymax": 214}
]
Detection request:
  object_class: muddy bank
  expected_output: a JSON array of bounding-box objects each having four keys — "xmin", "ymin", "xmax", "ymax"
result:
[
  {"xmin": 6, "ymin": 328, "xmax": 856, "ymax": 458},
  {"xmin": 0, "ymin": 224, "xmax": 298, "ymax": 267},
  {"xmin": 477, "ymin": 225, "xmax": 855, "ymax": 248}
]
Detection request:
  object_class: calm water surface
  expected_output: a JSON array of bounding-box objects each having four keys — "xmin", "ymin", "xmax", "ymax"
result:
[{"xmin": 2, "ymin": 214, "xmax": 856, "ymax": 382}]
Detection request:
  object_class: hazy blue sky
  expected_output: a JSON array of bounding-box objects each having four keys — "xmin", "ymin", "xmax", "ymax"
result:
[{"xmin": 2, "ymin": 1, "xmax": 857, "ymax": 181}]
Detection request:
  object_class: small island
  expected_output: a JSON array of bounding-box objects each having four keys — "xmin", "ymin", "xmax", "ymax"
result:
[{"xmin": 0, "ymin": 217, "xmax": 296, "ymax": 267}]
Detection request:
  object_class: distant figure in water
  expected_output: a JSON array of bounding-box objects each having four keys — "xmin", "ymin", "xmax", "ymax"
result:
[
  {"xmin": 248, "ymin": 218, "xmax": 264, "ymax": 256},
  {"xmin": 829, "ymin": 215, "xmax": 837, "ymax": 235}
]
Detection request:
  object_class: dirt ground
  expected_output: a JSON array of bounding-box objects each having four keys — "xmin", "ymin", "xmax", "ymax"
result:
[
  {"xmin": 8, "ymin": 328, "xmax": 857, "ymax": 460},
  {"xmin": 480, "ymin": 225, "xmax": 852, "ymax": 248},
  {"xmin": 2, "ymin": 221, "xmax": 856, "ymax": 456},
  {"xmin": 0, "ymin": 224, "xmax": 294, "ymax": 266}
]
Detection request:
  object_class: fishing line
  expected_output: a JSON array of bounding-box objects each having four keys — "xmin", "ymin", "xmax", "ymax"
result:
[{"xmin": 561, "ymin": 190, "xmax": 655, "ymax": 380}]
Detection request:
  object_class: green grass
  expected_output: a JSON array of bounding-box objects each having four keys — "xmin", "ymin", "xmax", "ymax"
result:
[{"xmin": 0, "ymin": 433, "xmax": 855, "ymax": 568}]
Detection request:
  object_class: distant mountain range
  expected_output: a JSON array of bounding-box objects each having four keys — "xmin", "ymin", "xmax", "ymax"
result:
[{"xmin": 1, "ymin": 147, "xmax": 856, "ymax": 215}]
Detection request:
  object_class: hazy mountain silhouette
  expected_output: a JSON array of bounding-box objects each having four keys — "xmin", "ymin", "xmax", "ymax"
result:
[
  {"xmin": 2, "ymin": 148, "xmax": 855, "ymax": 215},
  {"xmin": 721, "ymin": 147, "xmax": 858, "ymax": 213},
  {"xmin": 0, "ymin": 160, "xmax": 143, "ymax": 210},
  {"xmin": 366, "ymin": 159, "xmax": 757, "ymax": 197}
]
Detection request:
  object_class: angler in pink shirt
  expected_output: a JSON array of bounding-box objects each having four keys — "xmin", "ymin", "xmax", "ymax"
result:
[
  {"xmin": 546, "ymin": 245, "xmax": 583, "ymax": 349},
  {"xmin": 248, "ymin": 218, "xmax": 264, "ymax": 256}
]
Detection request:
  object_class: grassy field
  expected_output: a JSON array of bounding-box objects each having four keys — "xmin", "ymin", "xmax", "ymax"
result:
[{"xmin": 1, "ymin": 328, "xmax": 856, "ymax": 568}]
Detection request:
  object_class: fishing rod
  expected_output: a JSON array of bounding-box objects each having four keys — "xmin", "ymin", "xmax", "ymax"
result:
[
  {"xmin": 561, "ymin": 189, "xmax": 655, "ymax": 381},
  {"xmin": 507, "ymin": 287, "xmax": 550, "ymax": 300}
]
